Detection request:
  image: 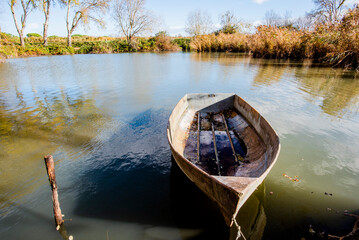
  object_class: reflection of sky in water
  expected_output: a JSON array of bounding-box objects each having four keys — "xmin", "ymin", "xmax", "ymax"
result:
[{"xmin": 0, "ymin": 53, "xmax": 359, "ymax": 239}]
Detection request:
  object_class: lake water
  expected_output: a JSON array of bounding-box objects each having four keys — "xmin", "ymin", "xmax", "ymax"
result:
[{"xmin": 0, "ymin": 53, "xmax": 358, "ymax": 240}]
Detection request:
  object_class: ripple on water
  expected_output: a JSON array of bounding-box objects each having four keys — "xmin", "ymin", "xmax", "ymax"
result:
[{"xmin": 1, "ymin": 53, "xmax": 359, "ymax": 239}]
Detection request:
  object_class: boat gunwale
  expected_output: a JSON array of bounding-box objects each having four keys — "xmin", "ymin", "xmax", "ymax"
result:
[
  {"xmin": 165, "ymin": 94, "xmax": 242, "ymax": 200},
  {"xmin": 166, "ymin": 93, "xmax": 281, "ymax": 226}
]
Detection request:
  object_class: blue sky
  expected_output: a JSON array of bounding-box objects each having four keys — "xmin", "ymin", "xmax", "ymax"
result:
[{"xmin": 0, "ymin": 0, "xmax": 353, "ymax": 37}]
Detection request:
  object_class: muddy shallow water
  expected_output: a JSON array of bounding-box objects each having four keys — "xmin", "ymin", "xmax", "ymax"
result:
[{"xmin": 0, "ymin": 53, "xmax": 358, "ymax": 239}]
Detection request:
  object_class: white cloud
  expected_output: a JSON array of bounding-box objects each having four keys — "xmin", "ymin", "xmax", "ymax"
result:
[{"xmin": 252, "ymin": 0, "xmax": 269, "ymax": 4}]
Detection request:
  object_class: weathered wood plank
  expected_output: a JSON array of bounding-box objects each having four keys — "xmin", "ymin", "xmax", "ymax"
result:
[{"xmin": 44, "ymin": 155, "xmax": 64, "ymax": 228}]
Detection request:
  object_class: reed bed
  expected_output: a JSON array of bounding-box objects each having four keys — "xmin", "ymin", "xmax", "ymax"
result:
[
  {"xmin": 248, "ymin": 26, "xmax": 305, "ymax": 59},
  {"xmin": 189, "ymin": 4, "xmax": 359, "ymax": 70},
  {"xmin": 189, "ymin": 33, "xmax": 248, "ymax": 52}
]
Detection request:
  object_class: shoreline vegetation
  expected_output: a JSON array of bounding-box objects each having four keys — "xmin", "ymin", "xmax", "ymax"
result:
[{"xmin": 1, "ymin": 3, "xmax": 358, "ymax": 70}]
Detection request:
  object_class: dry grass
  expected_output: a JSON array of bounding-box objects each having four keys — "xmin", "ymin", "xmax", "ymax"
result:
[
  {"xmin": 189, "ymin": 33, "xmax": 248, "ymax": 52},
  {"xmin": 188, "ymin": 4, "xmax": 359, "ymax": 70},
  {"xmin": 248, "ymin": 26, "xmax": 305, "ymax": 59},
  {"xmin": 153, "ymin": 35, "xmax": 180, "ymax": 51},
  {"xmin": 327, "ymin": 5, "xmax": 359, "ymax": 69},
  {"xmin": 1, "ymin": 4, "xmax": 358, "ymax": 70}
]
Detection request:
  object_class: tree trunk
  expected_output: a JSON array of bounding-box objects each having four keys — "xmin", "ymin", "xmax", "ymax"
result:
[
  {"xmin": 43, "ymin": 0, "xmax": 50, "ymax": 46},
  {"xmin": 66, "ymin": 0, "xmax": 72, "ymax": 47},
  {"xmin": 19, "ymin": 33, "xmax": 25, "ymax": 47},
  {"xmin": 67, "ymin": 34, "xmax": 72, "ymax": 47},
  {"xmin": 10, "ymin": 2, "xmax": 25, "ymax": 47},
  {"xmin": 127, "ymin": 35, "xmax": 132, "ymax": 46}
]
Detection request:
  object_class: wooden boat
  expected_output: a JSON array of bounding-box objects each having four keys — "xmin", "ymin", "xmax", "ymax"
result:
[{"xmin": 167, "ymin": 93, "xmax": 280, "ymax": 226}]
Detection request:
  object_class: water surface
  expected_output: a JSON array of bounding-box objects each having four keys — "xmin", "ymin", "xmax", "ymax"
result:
[{"xmin": 0, "ymin": 53, "xmax": 358, "ymax": 239}]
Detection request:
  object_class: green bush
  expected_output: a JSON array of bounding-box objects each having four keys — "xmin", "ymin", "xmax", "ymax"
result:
[
  {"xmin": 138, "ymin": 38, "xmax": 156, "ymax": 51},
  {"xmin": 27, "ymin": 33, "xmax": 42, "ymax": 38},
  {"xmin": 1, "ymin": 32, "xmax": 17, "ymax": 38},
  {"xmin": 0, "ymin": 44, "xmax": 18, "ymax": 57},
  {"xmin": 72, "ymin": 34, "xmax": 86, "ymax": 37},
  {"xmin": 109, "ymin": 40, "xmax": 130, "ymax": 52},
  {"xmin": 75, "ymin": 42, "xmax": 94, "ymax": 54},
  {"xmin": 18, "ymin": 44, "xmax": 49, "ymax": 55},
  {"xmin": 48, "ymin": 45, "xmax": 74, "ymax": 55},
  {"xmin": 172, "ymin": 38, "xmax": 191, "ymax": 51},
  {"xmin": 0, "ymin": 32, "xmax": 18, "ymax": 41}
]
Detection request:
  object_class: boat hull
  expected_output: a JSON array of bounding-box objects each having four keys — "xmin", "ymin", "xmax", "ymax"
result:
[{"xmin": 167, "ymin": 94, "xmax": 280, "ymax": 226}]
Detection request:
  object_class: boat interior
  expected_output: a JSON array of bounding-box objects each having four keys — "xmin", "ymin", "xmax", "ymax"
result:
[{"xmin": 169, "ymin": 94, "xmax": 272, "ymax": 178}]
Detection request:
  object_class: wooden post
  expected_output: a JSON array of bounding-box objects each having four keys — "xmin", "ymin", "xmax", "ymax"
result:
[{"xmin": 44, "ymin": 155, "xmax": 64, "ymax": 228}]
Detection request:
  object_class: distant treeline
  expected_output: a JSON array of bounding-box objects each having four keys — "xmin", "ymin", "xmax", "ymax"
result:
[
  {"xmin": 1, "ymin": 3, "xmax": 358, "ymax": 70},
  {"xmin": 0, "ymin": 33, "xmax": 185, "ymax": 56}
]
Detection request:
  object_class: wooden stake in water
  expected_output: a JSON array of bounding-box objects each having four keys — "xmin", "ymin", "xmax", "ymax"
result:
[{"xmin": 44, "ymin": 155, "xmax": 64, "ymax": 229}]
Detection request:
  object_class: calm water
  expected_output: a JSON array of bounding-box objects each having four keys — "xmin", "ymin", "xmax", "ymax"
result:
[{"xmin": 0, "ymin": 53, "xmax": 358, "ymax": 240}]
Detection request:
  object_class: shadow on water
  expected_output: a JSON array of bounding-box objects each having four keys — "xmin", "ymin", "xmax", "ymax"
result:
[
  {"xmin": 74, "ymin": 153, "xmax": 173, "ymax": 225},
  {"xmin": 72, "ymin": 107, "xmax": 275, "ymax": 239},
  {"xmin": 73, "ymin": 109, "xmax": 173, "ymax": 225},
  {"xmin": 73, "ymin": 108, "xmax": 229, "ymax": 238},
  {"xmin": 169, "ymin": 157, "xmax": 229, "ymax": 239}
]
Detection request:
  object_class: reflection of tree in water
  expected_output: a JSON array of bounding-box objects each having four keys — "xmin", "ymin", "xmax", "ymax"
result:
[
  {"xmin": 252, "ymin": 63, "xmax": 289, "ymax": 86},
  {"xmin": 190, "ymin": 52, "xmax": 251, "ymax": 66},
  {"xmin": 190, "ymin": 53, "xmax": 254, "ymax": 84},
  {"xmin": 0, "ymin": 88, "xmax": 112, "ymax": 209},
  {"xmin": 295, "ymin": 68, "xmax": 359, "ymax": 118}
]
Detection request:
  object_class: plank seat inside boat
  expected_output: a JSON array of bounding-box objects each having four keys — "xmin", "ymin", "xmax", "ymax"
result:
[{"xmin": 183, "ymin": 108, "xmax": 266, "ymax": 177}]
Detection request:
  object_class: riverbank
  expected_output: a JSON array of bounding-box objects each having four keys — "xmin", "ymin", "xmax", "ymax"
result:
[
  {"xmin": 1, "ymin": 6, "xmax": 358, "ymax": 71},
  {"xmin": 0, "ymin": 33, "xmax": 187, "ymax": 57}
]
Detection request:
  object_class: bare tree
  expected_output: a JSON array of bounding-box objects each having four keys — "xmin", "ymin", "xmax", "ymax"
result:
[
  {"xmin": 220, "ymin": 10, "xmax": 241, "ymax": 34},
  {"xmin": 294, "ymin": 15, "xmax": 315, "ymax": 31},
  {"xmin": 9, "ymin": 0, "xmax": 36, "ymax": 47},
  {"xmin": 264, "ymin": 9, "xmax": 281, "ymax": 27},
  {"xmin": 65, "ymin": 0, "xmax": 108, "ymax": 47},
  {"xmin": 113, "ymin": 0, "xmax": 154, "ymax": 42},
  {"xmin": 185, "ymin": 10, "xmax": 213, "ymax": 36},
  {"xmin": 311, "ymin": 0, "xmax": 347, "ymax": 25},
  {"xmin": 282, "ymin": 11, "xmax": 293, "ymax": 27}
]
